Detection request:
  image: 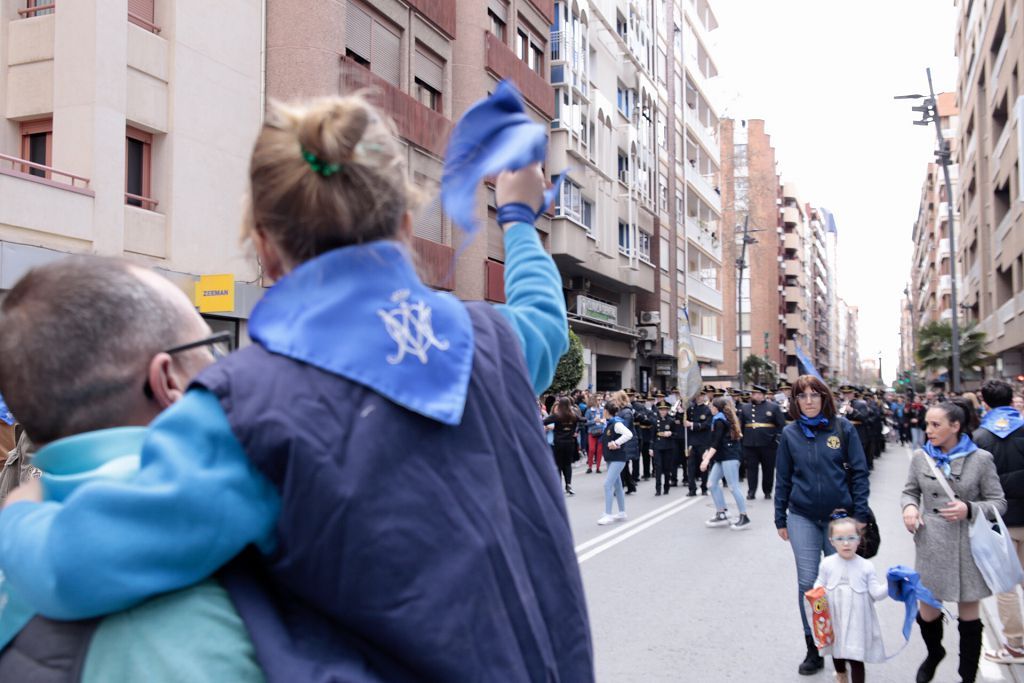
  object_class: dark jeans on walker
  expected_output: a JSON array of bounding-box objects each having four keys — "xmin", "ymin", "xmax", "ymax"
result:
[{"xmin": 787, "ymin": 512, "xmax": 835, "ymax": 635}]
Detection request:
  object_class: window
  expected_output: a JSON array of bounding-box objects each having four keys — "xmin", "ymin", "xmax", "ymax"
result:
[
  {"xmin": 346, "ymin": 3, "xmax": 401, "ymax": 86},
  {"xmin": 659, "ymin": 237, "xmax": 670, "ymax": 271},
  {"xmin": 618, "ymin": 220, "xmax": 631, "ymax": 253},
  {"xmin": 125, "ymin": 126, "xmax": 154, "ymax": 209},
  {"xmin": 414, "ymin": 47, "xmax": 444, "ymax": 112},
  {"xmin": 517, "ymin": 30, "xmax": 529, "ymax": 61},
  {"xmin": 19, "ymin": 118, "xmax": 52, "ymax": 179},
  {"xmin": 488, "ymin": 2, "xmax": 507, "ymax": 41},
  {"xmin": 617, "ymin": 151, "xmax": 629, "ymax": 183},
  {"xmin": 638, "ymin": 230, "xmax": 652, "ymax": 261},
  {"xmin": 658, "ymin": 173, "xmax": 668, "ymax": 211},
  {"xmin": 555, "ymin": 178, "xmax": 591, "ymax": 229},
  {"xmin": 616, "ymin": 84, "xmax": 633, "ymax": 118},
  {"xmin": 616, "ymin": 13, "xmax": 628, "ymax": 39}
]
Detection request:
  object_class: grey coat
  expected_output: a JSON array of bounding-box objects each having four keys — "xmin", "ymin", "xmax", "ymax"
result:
[{"xmin": 901, "ymin": 447, "xmax": 1007, "ymax": 602}]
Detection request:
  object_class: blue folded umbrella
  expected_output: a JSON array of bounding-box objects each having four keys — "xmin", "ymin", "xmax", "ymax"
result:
[
  {"xmin": 887, "ymin": 565, "xmax": 943, "ymax": 640},
  {"xmin": 441, "ymin": 80, "xmax": 566, "ymax": 237}
]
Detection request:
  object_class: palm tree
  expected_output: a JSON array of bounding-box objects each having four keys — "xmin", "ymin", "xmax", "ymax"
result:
[
  {"xmin": 915, "ymin": 320, "xmax": 990, "ymax": 380},
  {"xmin": 742, "ymin": 354, "xmax": 778, "ymax": 387}
]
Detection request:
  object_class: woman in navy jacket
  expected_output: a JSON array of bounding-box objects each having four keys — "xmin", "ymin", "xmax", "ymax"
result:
[{"xmin": 774, "ymin": 375, "xmax": 870, "ymax": 677}]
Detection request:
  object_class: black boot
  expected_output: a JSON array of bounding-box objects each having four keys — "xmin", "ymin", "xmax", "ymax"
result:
[
  {"xmin": 916, "ymin": 614, "xmax": 945, "ymax": 682},
  {"xmin": 958, "ymin": 618, "xmax": 983, "ymax": 683},
  {"xmin": 798, "ymin": 634, "xmax": 824, "ymax": 675}
]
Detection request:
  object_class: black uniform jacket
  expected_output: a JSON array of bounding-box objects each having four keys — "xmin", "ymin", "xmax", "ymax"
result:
[
  {"xmin": 653, "ymin": 415, "xmax": 675, "ymax": 450},
  {"xmin": 739, "ymin": 400, "xmax": 785, "ymax": 448},
  {"xmin": 686, "ymin": 402, "xmax": 713, "ymax": 447}
]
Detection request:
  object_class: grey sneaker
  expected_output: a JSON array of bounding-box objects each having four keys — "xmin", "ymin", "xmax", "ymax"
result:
[
  {"xmin": 705, "ymin": 511, "xmax": 730, "ymax": 527},
  {"xmin": 731, "ymin": 513, "xmax": 752, "ymax": 530}
]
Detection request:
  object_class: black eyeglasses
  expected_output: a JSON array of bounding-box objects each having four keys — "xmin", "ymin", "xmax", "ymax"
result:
[
  {"xmin": 143, "ymin": 332, "xmax": 234, "ymax": 398},
  {"xmin": 163, "ymin": 332, "xmax": 234, "ymax": 359}
]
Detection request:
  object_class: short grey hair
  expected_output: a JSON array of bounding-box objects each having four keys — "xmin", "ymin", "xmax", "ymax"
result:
[{"xmin": 0, "ymin": 256, "xmax": 186, "ymax": 443}]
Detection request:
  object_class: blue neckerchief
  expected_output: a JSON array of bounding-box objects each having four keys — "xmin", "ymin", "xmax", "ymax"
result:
[
  {"xmin": 923, "ymin": 434, "xmax": 977, "ymax": 477},
  {"xmin": 441, "ymin": 80, "xmax": 565, "ymax": 237},
  {"xmin": 797, "ymin": 414, "xmax": 829, "ymax": 439},
  {"xmin": 887, "ymin": 565, "xmax": 944, "ymax": 640},
  {"xmin": 711, "ymin": 413, "xmax": 727, "ymax": 426},
  {"xmin": 0, "ymin": 427, "xmax": 145, "ymax": 650},
  {"xmin": 981, "ymin": 405, "xmax": 1024, "ymax": 440},
  {"xmin": 248, "ymin": 241, "xmax": 474, "ymax": 426}
]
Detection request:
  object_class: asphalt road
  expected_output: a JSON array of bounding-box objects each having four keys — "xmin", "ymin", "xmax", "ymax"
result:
[{"xmin": 564, "ymin": 443, "xmax": 1024, "ymax": 682}]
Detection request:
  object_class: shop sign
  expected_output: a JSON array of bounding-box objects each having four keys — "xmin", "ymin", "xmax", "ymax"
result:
[
  {"xmin": 194, "ymin": 274, "xmax": 235, "ymax": 313},
  {"xmin": 576, "ymin": 295, "xmax": 617, "ymax": 324},
  {"xmin": 655, "ymin": 361, "xmax": 673, "ymax": 375}
]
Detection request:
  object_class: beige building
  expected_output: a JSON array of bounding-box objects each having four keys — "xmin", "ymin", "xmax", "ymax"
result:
[
  {"xmin": 956, "ymin": 0, "xmax": 1024, "ymax": 376},
  {"xmin": 0, "ymin": 0, "xmax": 264, "ymax": 340}
]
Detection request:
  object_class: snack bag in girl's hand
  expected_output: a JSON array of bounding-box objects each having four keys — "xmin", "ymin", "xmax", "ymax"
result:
[{"xmin": 804, "ymin": 586, "xmax": 834, "ymax": 649}]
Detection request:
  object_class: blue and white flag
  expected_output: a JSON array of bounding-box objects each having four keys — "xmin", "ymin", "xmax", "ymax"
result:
[
  {"xmin": 677, "ymin": 307, "xmax": 703, "ymax": 401},
  {"xmin": 0, "ymin": 393, "xmax": 14, "ymax": 426},
  {"xmin": 794, "ymin": 343, "xmax": 824, "ymax": 382}
]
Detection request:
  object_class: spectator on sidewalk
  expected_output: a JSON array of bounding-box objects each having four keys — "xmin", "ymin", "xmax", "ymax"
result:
[
  {"xmin": 584, "ymin": 394, "xmax": 605, "ymax": 474},
  {"xmin": 973, "ymin": 379, "xmax": 1024, "ymax": 665},
  {"xmin": 902, "ymin": 398, "xmax": 1006, "ymax": 683},
  {"xmin": 775, "ymin": 375, "xmax": 870, "ymax": 677},
  {"xmin": 598, "ymin": 401, "xmax": 633, "ymax": 525}
]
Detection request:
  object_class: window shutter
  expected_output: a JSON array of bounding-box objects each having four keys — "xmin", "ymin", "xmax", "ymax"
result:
[
  {"xmin": 372, "ymin": 22, "xmax": 401, "ymax": 86},
  {"xmin": 488, "ymin": 0, "xmax": 508, "ymax": 21},
  {"xmin": 414, "ymin": 196, "xmax": 444, "ymax": 243},
  {"xmin": 127, "ymin": 0, "xmax": 154, "ymax": 22},
  {"xmin": 346, "ymin": 5, "xmax": 372, "ymax": 61},
  {"xmin": 415, "ymin": 49, "xmax": 444, "ymax": 93},
  {"xmin": 487, "ymin": 212, "xmax": 505, "ymax": 261}
]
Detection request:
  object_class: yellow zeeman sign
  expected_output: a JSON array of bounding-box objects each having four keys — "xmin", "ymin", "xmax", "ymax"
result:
[{"xmin": 194, "ymin": 274, "xmax": 235, "ymax": 313}]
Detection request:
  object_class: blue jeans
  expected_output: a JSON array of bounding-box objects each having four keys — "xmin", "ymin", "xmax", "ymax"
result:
[
  {"xmin": 604, "ymin": 461, "xmax": 626, "ymax": 515},
  {"xmin": 911, "ymin": 427, "xmax": 924, "ymax": 449},
  {"xmin": 787, "ymin": 512, "xmax": 836, "ymax": 635},
  {"xmin": 708, "ymin": 460, "xmax": 746, "ymax": 515}
]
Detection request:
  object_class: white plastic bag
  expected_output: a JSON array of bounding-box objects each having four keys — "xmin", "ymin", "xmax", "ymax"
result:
[{"xmin": 970, "ymin": 507, "xmax": 1024, "ymax": 594}]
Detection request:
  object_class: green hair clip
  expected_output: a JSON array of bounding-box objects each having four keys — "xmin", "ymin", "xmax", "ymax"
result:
[{"xmin": 301, "ymin": 146, "xmax": 341, "ymax": 177}]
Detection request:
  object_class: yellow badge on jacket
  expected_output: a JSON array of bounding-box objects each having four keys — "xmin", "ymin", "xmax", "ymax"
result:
[{"xmin": 826, "ymin": 435, "xmax": 841, "ymax": 450}]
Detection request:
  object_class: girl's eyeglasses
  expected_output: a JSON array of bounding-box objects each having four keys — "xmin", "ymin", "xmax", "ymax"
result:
[{"xmin": 796, "ymin": 392, "xmax": 822, "ymax": 402}]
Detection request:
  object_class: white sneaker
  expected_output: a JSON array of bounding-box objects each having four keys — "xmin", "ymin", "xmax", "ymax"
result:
[
  {"xmin": 612, "ymin": 511, "xmax": 627, "ymax": 521},
  {"xmin": 597, "ymin": 514, "xmax": 616, "ymax": 525}
]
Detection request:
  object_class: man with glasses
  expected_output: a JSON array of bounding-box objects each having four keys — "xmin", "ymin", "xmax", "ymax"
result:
[{"xmin": 0, "ymin": 257, "xmax": 261, "ymax": 682}]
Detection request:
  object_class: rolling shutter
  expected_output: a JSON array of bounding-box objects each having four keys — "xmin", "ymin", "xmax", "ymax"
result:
[
  {"xmin": 346, "ymin": 4, "xmax": 372, "ymax": 61},
  {"xmin": 127, "ymin": 0, "xmax": 154, "ymax": 22},
  {"xmin": 372, "ymin": 21, "xmax": 401, "ymax": 86},
  {"xmin": 415, "ymin": 48, "xmax": 444, "ymax": 92}
]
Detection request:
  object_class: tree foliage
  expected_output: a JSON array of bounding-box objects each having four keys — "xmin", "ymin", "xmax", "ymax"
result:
[
  {"xmin": 915, "ymin": 320, "xmax": 990, "ymax": 380},
  {"xmin": 548, "ymin": 328, "xmax": 585, "ymax": 394},
  {"xmin": 742, "ymin": 353, "xmax": 778, "ymax": 388}
]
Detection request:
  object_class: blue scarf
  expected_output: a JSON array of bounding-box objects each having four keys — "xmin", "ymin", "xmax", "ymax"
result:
[
  {"xmin": 441, "ymin": 80, "xmax": 565, "ymax": 237},
  {"xmin": 248, "ymin": 241, "xmax": 474, "ymax": 426},
  {"xmin": 887, "ymin": 565, "xmax": 944, "ymax": 640},
  {"xmin": 923, "ymin": 434, "xmax": 977, "ymax": 477},
  {"xmin": 981, "ymin": 405, "xmax": 1024, "ymax": 440},
  {"xmin": 711, "ymin": 413, "xmax": 727, "ymax": 427},
  {"xmin": 797, "ymin": 414, "xmax": 829, "ymax": 439},
  {"xmin": 0, "ymin": 427, "xmax": 145, "ymax": 650}
]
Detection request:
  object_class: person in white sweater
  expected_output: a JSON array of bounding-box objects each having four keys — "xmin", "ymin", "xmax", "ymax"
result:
[
  {"xmin": 811, "ymin": 512, "xmax": 889, "ymax": 683},
  {"xmin": 597, "ymin": 401, "xmax": 634, "ymax": 526}
]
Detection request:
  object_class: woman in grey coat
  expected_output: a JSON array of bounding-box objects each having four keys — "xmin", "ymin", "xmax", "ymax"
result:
[{"xmin": 901, "ymin": 398, "xmax": 1006, "ymax": 683}]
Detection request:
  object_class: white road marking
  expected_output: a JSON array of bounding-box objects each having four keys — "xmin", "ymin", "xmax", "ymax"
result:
[
  {"xmin": 576, "ymin": 496, "xmax": 705, "ymax": 564},
  {"xmin": 574, "ymin": 494, "xmax": 697, "ymax": 554}
]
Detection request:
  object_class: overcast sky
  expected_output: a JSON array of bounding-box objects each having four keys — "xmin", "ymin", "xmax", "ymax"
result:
[{"xmin": 707, "ymin": 1, "xmax": 960, "ymax": 383}]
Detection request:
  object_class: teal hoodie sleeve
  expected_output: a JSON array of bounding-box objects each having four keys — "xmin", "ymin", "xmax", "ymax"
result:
[
  {"xmin": 0, "ymin": 389, "xmax": 280, "ymax": 620},
  {"xmin": 494, "ymin": 222, "xmax": 569, "ymax": 394}
]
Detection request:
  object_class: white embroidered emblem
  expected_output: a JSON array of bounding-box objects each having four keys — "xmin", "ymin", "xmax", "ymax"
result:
[{"xmin": 378, "ymin": 289, "xmax": 450, "ymax": 365}]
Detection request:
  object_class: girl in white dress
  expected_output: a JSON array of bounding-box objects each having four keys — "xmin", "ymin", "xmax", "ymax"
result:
[{"xmin": 813, "ymin": 511, "xmax": 889, "ymax": 683}]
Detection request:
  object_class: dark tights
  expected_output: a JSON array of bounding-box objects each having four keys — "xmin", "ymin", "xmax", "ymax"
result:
[{"xmin": 833, "ymin": 658, "xmax": 864, "ymax": 682}]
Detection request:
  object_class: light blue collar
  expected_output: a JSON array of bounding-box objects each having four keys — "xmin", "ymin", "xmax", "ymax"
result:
[
  {"xmin": 248, "ymin": 241, "xmax": 474, "ymax": 426},
  {"xmin": 981, "ymin": 406, "xmax": 1024, "ymax": 439},
  {"xmin": 923, "ymin": 434, "xmax": 977, "ymax": 477},
  {"xmin": 0, "ymin": 427, "xmax": 145, "ymax": 650}
]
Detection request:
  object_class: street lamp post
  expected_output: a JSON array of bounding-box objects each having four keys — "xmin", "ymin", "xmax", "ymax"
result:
[{"xmin": 896, "ymin": 67, "xmax": 962, "ymax": 393}]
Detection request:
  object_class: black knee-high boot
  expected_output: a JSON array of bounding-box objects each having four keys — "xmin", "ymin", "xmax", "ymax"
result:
[
  {"xmin": 798, "ymin": 634, "xmax": 823, "ymax": 675},
  {"xmin": 958, "ymin": 618, "xmax": 983, "ymax": 683},
  {"xmin": 916, "ymin": 614, "xmax": 945, "ymax": 682}
]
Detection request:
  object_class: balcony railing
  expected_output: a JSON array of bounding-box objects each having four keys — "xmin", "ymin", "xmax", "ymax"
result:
[
  {"xmin": 0, "ymin": 152, "xmax": 94, "ymax": 196},
  {"xmin": 484, "ymin": 32, "xmax": 554, "ymax": 119},
  {"xmin": 17, "ymin": 2, "xmax": 54, "ymax": 17},
  {"xmin": 128, "ymin": 10, "xmax": 161, "ymax": 33},
  {"xmin": 405, "ymin": 0, "xmax": 456, "ymax": 38},
  {"xmin": 125, "ymin": 191, "xmax": 158, "ymax": 211}
]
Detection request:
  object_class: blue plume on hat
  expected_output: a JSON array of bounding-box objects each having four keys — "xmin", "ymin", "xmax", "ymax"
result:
[{"xmin": 441, "ymin": 80, "xmax": 565, "ymax": 237}]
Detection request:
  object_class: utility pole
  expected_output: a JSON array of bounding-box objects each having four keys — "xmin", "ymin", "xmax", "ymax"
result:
[
  {"xmin": 735, "ymin": 214, "xmax": 752, "ymax": 389},
  {"xmin": 896, "ymin": 68, "xmax": 962, "ymax": 392}
]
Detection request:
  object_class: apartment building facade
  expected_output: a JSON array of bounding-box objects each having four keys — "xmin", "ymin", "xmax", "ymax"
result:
[
  {"xmin": 0, "ymin": 0, "xmax": 264, "ymax": 341},
  {"xmin": 956, "ymin": 0, "xmax": 1024, "ymax": 376}
]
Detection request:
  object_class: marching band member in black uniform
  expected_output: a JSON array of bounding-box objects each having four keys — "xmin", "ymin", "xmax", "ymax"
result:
[
  {"xmin": 652, "ymin": 401, "xmax": 675, "ymax": 495},
  {"xmin": 839, "ymin": 385, "xmax": 873, "ymax": 471},
  {"xmin": 685, "ymin": 386, "xmax": 714, "ymax": 496},
  {"xmin": 739, "ymin": 384, "xmax": 786, "ymax": 500}
]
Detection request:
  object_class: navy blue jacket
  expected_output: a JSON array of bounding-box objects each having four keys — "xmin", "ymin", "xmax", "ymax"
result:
[
  {"xmin": 196, "ymin": 303, "xmax": 594, "ymax": 683},
  {"xmin": 774, "ymin": 417, "xmax": 870, "ymax": 529}
]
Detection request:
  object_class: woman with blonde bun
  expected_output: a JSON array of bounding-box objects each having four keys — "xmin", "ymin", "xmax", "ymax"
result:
[{"xmin": 0, "ymin": 94, "xmax": 594, "ymax": 682}]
